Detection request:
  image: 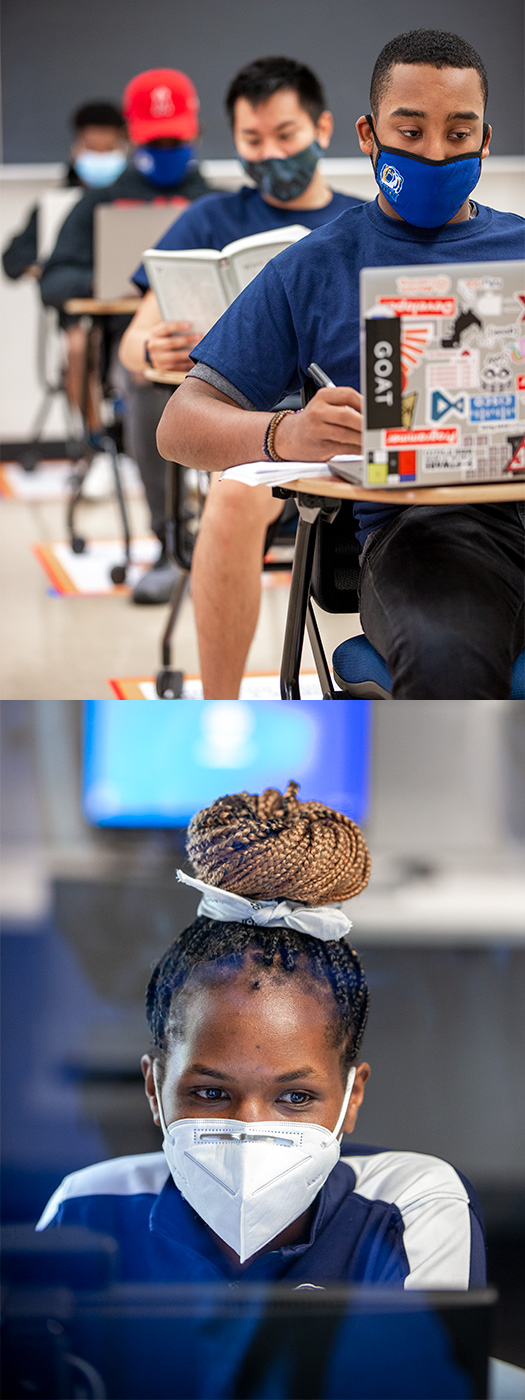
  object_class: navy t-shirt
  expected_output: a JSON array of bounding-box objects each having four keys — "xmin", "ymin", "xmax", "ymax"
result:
[
  {"xmin": 132, "ymin": 185, "xmax": 363, "ymax": 289},
  {"xmin": 189, "ymin": 198, "xmax": 525, "ymax": 546}
]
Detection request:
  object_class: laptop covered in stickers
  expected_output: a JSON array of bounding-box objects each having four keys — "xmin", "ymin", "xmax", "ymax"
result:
[{"xmin": 355, "ymin": 260, "xmax": 525, "ymax": 488}]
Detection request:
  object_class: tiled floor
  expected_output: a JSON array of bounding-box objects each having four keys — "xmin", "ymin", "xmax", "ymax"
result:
[{"xmin": 0, "ymin": 478, "xmax": 363, "ymax": 698}]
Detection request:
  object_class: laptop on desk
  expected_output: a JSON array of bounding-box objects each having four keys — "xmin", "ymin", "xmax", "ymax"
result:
[
  {"xmin": 357, "ymin": 259, "xmax": 525, "ymax": 487},
  {"xmin": 93, "ymin": 200, "xmax": 187, "ymax": 300}
]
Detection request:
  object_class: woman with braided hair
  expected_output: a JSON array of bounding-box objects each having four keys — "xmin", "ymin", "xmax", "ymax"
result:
[{"xmin": 38, "ymin": 783, "xmax": 485, "ymax": 1304}]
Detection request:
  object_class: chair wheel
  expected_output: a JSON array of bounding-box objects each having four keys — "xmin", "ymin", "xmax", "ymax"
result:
[
  {"xmin": 156, "ymin": 669, "xmax": 184, "ymax": 699},
  {"xmin": 110, "ymin": 563, "xmax": 127, "ymax": 585},
  {"xmin": 18, "ymin": 445, "xmax": 41, "ymax": 472},
  {"xmin": 71, "ymin": 536, "xmax": 85, "ymax": 554}
]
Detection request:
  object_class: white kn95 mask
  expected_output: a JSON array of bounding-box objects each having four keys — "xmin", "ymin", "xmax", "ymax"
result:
[{"xmin": 153, "ymin": 1062, "xmax": 356, "ymax": 1263}]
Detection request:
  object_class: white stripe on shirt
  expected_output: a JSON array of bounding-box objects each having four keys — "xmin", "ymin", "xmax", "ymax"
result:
[
  {"xmin": 36, "ymin": 1152, "xmax": 169, "ymax": 1230},
  {"xmin": 341, "ymin": 1150, "xmax": 471, "ymax": 1289}
]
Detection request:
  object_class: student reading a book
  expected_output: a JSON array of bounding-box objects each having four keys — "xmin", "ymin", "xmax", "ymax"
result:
[
  {"xmin": 157, "ymin": 30, "xmax": 525, "ymax": 700},
  {"xmin": 119, "ymin": 56, "xmax": 363, "ymax": 602},
  {"xmin": 37, "ymin": 782, "xmax": 485, "ymax": 1318}
]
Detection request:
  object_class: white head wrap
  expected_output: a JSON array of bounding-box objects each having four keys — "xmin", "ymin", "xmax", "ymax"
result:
[{"xmin": 176, "ymin": 869, "xmax": 352, "ymax": 942}]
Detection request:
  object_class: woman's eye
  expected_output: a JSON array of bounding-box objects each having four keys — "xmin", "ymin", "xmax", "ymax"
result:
[
  {"xmin": 194, "ymin": 1087, "xmax": 229, "ymax": 1101},
  {"xmin": 277, "ymin": 1091, "xmax": 312, "ymax": 1105}
]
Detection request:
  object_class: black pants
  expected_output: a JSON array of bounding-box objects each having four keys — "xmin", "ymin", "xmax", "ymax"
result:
[
  {"xmin": 359, "ymin": 503, "xmax": 525, "ymax": 699},
  {"xmin": 124, "ymin": 376, "xmax": 172, "ymax": 541}
]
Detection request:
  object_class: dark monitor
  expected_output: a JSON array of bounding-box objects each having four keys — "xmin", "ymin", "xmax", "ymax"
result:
[{"xmin": 1, "ymin": 1280, "xmax": 495, "ymax": 1399}]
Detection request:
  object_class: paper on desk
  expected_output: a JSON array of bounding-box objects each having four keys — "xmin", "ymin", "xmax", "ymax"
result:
[{"xmin": 220, "ymin": 456, "xmax": 362, "ymax": 488}]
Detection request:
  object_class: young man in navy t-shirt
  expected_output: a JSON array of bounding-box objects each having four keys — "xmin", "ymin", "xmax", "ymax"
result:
[
  {"xmin": 120, "ymin": 56, "xmax": 363, "ymax": 603},
  {"xmin": 157, "ymin": 29, "xmax": 525, "ymax": 699}
]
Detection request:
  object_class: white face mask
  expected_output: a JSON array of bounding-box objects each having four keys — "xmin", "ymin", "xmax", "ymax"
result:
[{"xmin": 153, "ymin": 1062, "xmax": 356, "ymax": 1264}]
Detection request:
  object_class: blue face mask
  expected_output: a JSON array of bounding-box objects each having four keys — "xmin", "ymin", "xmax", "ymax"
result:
[
  {"xmin": 239, "ymin": 140, "xmax": 321, "ymax": 202},
  {"xmin": 134, "ymin": 144, "xmax": 194, "ymax": 188},
  {"xmin": 367, "ymin": 115, "xmax": 488, "ymax": 228},
  {"xmin": 73, "ymin": 149, "xmax": 127, "ymax": 188}
]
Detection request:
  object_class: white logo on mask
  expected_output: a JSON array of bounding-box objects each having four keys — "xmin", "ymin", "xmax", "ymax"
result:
[{"xmin": 381, "ymin": 164, "xmax": 404, "ymax": 196}]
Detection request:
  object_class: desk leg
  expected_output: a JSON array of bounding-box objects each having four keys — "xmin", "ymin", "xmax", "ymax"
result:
[{"xmin": 280, "ymin": 502, "xmax": 321, "ymax": 700}]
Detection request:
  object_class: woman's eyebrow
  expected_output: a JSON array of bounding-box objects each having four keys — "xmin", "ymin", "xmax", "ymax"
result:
[
  {"xmin": 274, "ymin": 1067, "xmax": 316, "ymax": 1083},
  {"xmin": 188, "ymin": 1063, "xmax": 235, "ymax": 1081}
]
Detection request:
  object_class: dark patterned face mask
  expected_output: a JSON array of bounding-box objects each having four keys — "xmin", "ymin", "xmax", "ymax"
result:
[{"xmin": 239, "ymin": 140, "xmax": 321, "ymax": 201}]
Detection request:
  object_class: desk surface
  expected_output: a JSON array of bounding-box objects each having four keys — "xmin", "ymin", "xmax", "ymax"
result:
[
  {"xmin": 64, "ymin": 297, "xmax": 141, "ymax": 315},
  {"xmin": 284, "ymin": 475, "xmax": 525, "ymax": 505},
  {"xmin": 143, "ymin": 367, "xmax": 188, "ymax": 386}
]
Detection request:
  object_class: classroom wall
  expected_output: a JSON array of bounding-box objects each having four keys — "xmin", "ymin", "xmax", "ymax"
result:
[{"xmin": 1, "ymin": 0, "xmax": 524, "ymax": 161}]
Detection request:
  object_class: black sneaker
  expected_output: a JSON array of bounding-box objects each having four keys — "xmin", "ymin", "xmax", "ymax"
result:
[{"xmin": 132, "ymin": 547, "xmax": 180, "ymax": 605}]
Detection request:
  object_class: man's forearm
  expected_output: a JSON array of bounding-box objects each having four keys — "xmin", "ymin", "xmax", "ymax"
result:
[
  {"xmin": 119, "ymin": 322, "xmax": 149, "ymax": 373},
  {"xmin": 156, "ymin": 378, "xmax": 272, "ymax": 471}
]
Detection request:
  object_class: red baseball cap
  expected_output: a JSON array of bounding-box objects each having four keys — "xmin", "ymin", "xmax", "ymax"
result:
[{"xmin": 123, "ymin": 68, "xmax": 200, "ymax": 144}]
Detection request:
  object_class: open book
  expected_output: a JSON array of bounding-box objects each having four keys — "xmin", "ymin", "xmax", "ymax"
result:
[{"xmin": 143, "ymin": 225, "xmax": 310, "ymax": 334}]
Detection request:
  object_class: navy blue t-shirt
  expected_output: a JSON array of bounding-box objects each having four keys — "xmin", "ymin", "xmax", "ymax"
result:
[
  {"xmin": 132, "ymin": 185, "xmax": 363, "ymax": 289},
  {"xmin": 189, "ymin": 198, "xmax": 525, "ymax": 546}
]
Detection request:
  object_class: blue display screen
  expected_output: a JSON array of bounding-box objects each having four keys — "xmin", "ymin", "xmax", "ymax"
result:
[{"xmin": 83, "ymin": 702, "xmax": 371, "ymax": 828}]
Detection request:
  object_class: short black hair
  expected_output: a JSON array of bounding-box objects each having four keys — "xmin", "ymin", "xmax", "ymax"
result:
[
  {"xmin": 225, "ymin": 56, "xmax": 327, "ymax": 127},
  {"xmin": 72, "ymin": 101, "xmax": 126, "ymax": 132},
  {"xmin": 370, "ymin": 29, "xmax": 488, "ymax": 115},
  {"xmin": 146, "ymin": 917, "xmax": 370, "ymax": 1077}
]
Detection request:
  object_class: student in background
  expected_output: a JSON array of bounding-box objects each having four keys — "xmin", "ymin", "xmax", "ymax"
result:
[
  {"xmin": 3, "ymin": 101, "xmax": 128, "ymax": 464},
  {"xmin": 120, "ymin": 56, "xmax": 363, "ymax": 603},
  {"xmin": 157, "ymin": 30, "xmax": 524, "ymax": 700},
  {"xmin": 2, "ymin": 100, "xmax": 128, "ymax": 282},
  {"xmin": 39, "ymin": 69, "xmax": 213, "ymax": 495}
]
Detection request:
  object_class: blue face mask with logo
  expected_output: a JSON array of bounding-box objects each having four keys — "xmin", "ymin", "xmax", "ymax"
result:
[
  {"xmin": 134, "ymin": 144, "xmax": 194, "ymax": 188},
  {"xmin": 239, "ymin": 140, "xmax": 321, "ymax": 202},
  {"xmin": 73, "ymin": 149, "xmax": 127, "ymax": 188},
  {"xmin": 367, "ymin": 115, "xmax": 488, "ymax": 228}
]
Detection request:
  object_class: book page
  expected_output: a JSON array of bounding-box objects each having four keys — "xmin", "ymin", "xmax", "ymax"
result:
[
  {"xmin": 224, "ymin": 226, "xmax": 310, "ymax": 295},
  {"xmin": 144, "ymin": 252, "xmax": 229, "ymax": 334}
]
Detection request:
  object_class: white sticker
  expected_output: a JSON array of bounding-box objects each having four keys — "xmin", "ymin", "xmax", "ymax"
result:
[
  {"xmin": 422, "ymin": 448, "xmax": 475, "ymax": 473},
  {"xmin": 426, "ymin": 349, "xmax": 480, "ymax": 389}
]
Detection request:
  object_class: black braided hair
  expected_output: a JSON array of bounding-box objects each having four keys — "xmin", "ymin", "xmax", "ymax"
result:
[{"xmin": 146, "ymin": 917, "xmax": 370, "ymax": 1072}]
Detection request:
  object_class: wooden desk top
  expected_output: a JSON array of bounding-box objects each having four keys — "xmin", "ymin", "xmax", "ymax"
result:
[
  {"xmin": 143, "ymin": 367, "xmax": 188, "ymax": 386},
  {"xmin": 284, "ymin": 476, "xmax": 525, "ymax": 505},
  {"xmin": 64, "ymin": 298, "xmax": 141, "ymax": 315}
]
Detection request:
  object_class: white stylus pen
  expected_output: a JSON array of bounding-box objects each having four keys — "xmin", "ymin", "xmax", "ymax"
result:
[{"xmin": 307, "ymin": 361, "xmax": 336, "ymax": 389}]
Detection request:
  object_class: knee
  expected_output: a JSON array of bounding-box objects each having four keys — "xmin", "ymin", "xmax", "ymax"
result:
[{"xmin": 203, "ymin": 480, "xmax": 277, "ymax": 536}]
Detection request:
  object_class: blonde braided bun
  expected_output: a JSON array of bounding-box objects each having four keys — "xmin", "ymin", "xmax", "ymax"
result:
[{"xmin": 186, "ymin": 781, "xmax": 370, "ymax": 904}]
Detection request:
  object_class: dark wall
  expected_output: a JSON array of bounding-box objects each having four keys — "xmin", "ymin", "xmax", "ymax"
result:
[{"xmin": 2, "ymin": 0, "xmax": 523, "ymax": 161}]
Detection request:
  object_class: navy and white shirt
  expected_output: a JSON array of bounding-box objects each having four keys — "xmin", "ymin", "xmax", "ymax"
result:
[
  {"xmin": 132, "ymin": 185, "xmax": 363, "ymax": 291},
  {"xmin": 188, "ymin": 198, "xmax": 525, "ymax": 546},
  {"xmin": 37, "ymin": 1144, "xmax": 486, "ymax": 1289}
]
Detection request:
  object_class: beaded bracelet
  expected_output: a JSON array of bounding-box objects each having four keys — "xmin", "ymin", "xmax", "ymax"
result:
[{"xmin": 262, "ymin": 409, "xmax": 298, "ymax": 462}]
